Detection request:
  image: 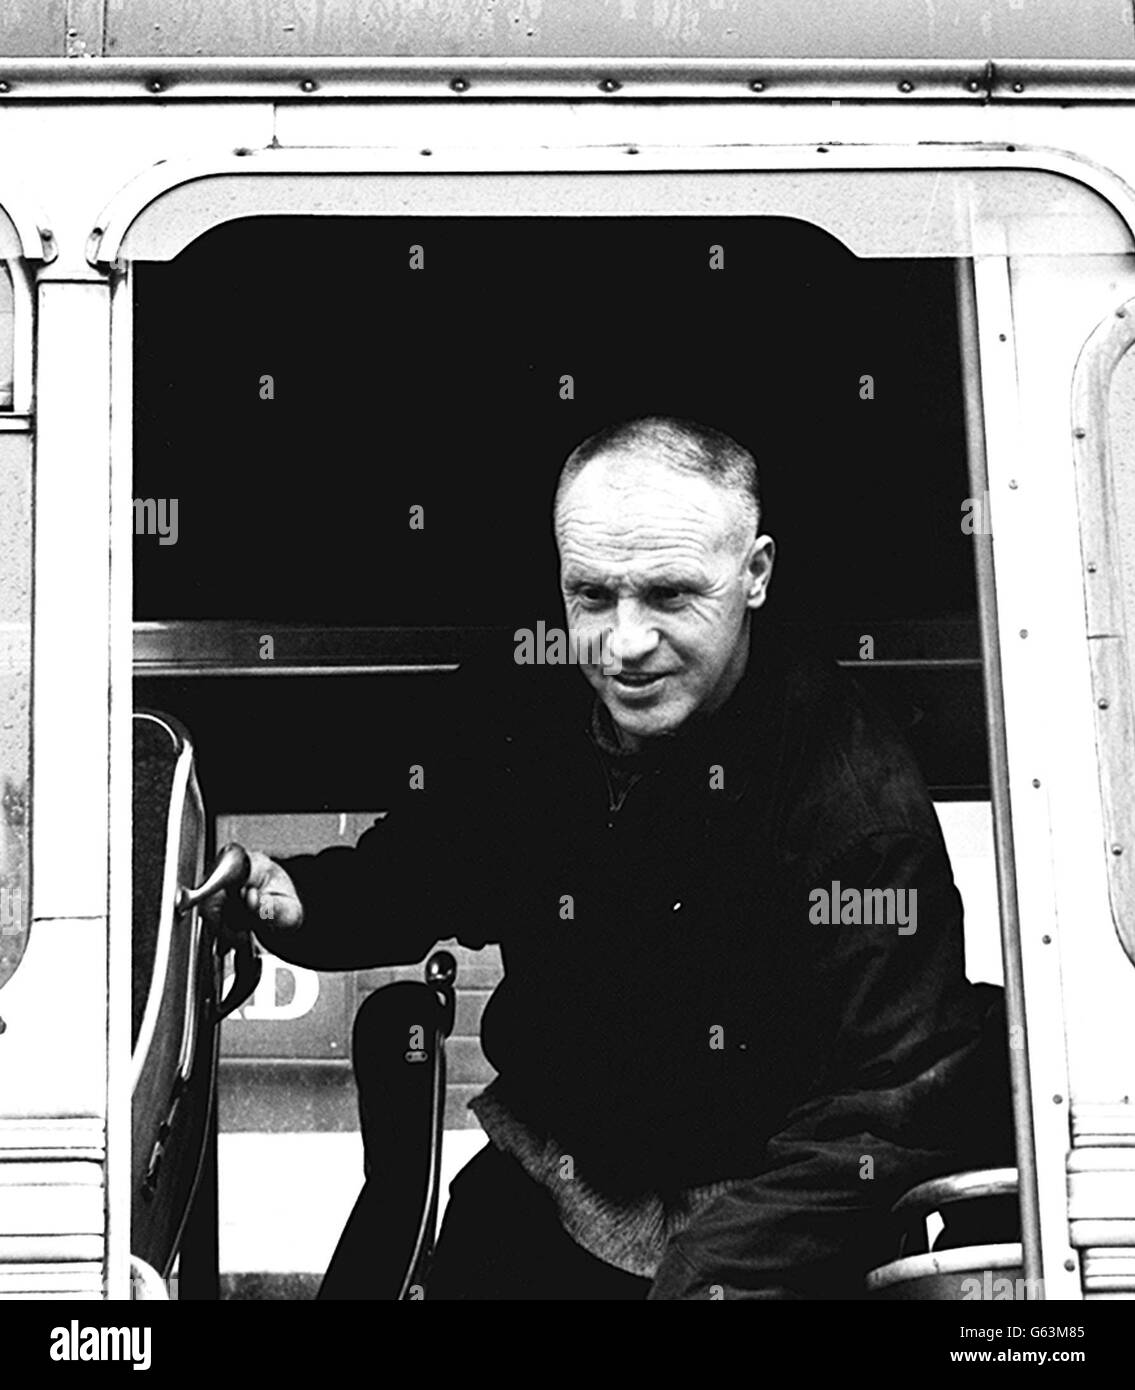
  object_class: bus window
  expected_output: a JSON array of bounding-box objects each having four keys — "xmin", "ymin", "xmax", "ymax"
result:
[
  {"xmin": 133, "ymin": 213, "xmax": 1009, "ymax": 1295},
  {"xmin": 1113, "ymin": 349, "xmax": 1135, "ymax": 777},
  {"xmin": 0, "ymin": 264, "xmax": 13, "ymax": 411},
  {"xmin": 1077, "ymin": 322, "xmax": 1135, "ymax": 968},
  {"xmin": 128, "ymin": 170, "xmax": 1132, "ymax": 1298}
]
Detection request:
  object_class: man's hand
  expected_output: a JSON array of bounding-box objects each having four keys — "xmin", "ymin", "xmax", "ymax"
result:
[{"xmin": 201, "ymin": 850, "xmax": 304, "ymax": 936}]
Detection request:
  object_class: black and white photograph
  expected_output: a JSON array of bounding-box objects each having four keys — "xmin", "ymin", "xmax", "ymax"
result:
[{"xmin": 0, "ymin": 0, "xmax": 1133, "ymax": 1366}]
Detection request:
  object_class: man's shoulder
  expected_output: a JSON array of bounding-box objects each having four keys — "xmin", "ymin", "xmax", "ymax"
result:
[
  {"xmin": 456, "ymin": 659, "xmax": 591, "ymax": 766},
  {"xmin": 754, "ymin": 635, "xmax": 942, "ymax": 872}
]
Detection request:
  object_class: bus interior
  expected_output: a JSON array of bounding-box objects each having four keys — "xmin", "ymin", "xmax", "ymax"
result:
[{"xmin": 133, "ymin": 212, "xmax": 1012, "ymax": 1297}]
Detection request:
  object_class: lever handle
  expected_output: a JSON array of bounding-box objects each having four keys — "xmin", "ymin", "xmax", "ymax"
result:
[
  {"xmin": 426, "ymin": 949, "xmax": 458, "ymax": 1038},
  {"xmin": 216, "ymin": 931, "xmax": 262, "ymax": 1021},
  {"xmin": 176, "ymin": 842, "xmax": 251, "ymax": 916}
]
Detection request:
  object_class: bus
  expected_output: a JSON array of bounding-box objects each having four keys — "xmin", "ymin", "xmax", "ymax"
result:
[{"xmin": 0, "ymin": 0, "xmax": 1133, "ymax": 1303}]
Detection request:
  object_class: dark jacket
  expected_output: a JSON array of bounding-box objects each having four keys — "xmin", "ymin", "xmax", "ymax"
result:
[{"xmin": 263, "ymin": 635, "xmax": 1013, "ymax": 1298}]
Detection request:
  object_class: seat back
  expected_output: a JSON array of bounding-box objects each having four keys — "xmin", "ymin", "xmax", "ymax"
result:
[
  {"xmin": 318, "ymin": 952, "xmax": 457, "ymax": 1300},
  {"xmin": 866, "ymin": 1244, "xmax": 1027, "ymax": 1300},
  {"xmin": 131, "ymin": 710, "xmax": 216, "ymax": 1279},
  {"xmin": 865, "ymin": 1168, "xmax": 1034, "ymax": 1300}
]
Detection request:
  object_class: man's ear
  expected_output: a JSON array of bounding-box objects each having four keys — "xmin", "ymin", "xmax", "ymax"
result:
[{"xmin": 743, "ymin": 534, "xmax": 776, "ymax": 611}]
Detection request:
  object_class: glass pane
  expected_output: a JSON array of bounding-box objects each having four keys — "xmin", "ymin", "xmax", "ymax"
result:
[
  {"xmin": 134, "ymin": 216, "xmax": 976, "ymax": 636},
  {"xmin": 1111, "ymin": 345, "xmax": 1135, "ymax": 701},
  {"xmin": 0, "ymin": 263, "xmax": 13, "ymax": 410}
]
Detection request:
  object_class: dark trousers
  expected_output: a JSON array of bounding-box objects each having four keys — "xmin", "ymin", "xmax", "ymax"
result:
[{"xmin": 426, "ymin": 1143, "xmax": 652, "ymax": 1301}]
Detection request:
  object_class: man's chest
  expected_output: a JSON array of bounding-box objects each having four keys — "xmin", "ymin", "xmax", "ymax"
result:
[{"xmin": 497, "ymin": 740, "xmax": 811, "ymax": 999}]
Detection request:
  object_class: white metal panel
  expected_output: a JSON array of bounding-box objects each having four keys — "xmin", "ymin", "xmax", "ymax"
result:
[
  {"xmin": 0, "ymin": 1235, "xmax": 103, "ymax": 1261},
  {"xmin": 269, "ymin": 95, "xmax": 1135, "ymax": 180},
  {"xmin": 2, "ymin": 96, "xmax": 1135, "ymax": 276},
  {"xmin": 970, "ymin": 243, "xmax": 1080, "ymax": 1297},
  {"xmin": 0, "ymin": 1117, "xmax": 103, "ymax": 1160},
  {"xmin": 96, "ymin": 151, "xmax": 1135, "ymax": 267},
  {"xmin": 105, "ymin": 270, "xmax": 133, "ymax": 1302},
  {"xmin": 1013, "ymin": 258, "xmax": 1135, "ymax": 1104},
  {"xmin": 30, "ymin": 281, "xmax": 111, "ymax": 922},
  {"xmin": 0, "ymin": 921, "xmax": 107, "ymax": 1119},
  {"xmin": 0, "ymin": 1265, "xmax": 102, "ymax": 1298},
  {"xmin": 0, "ymin": 104, "xmax": 274, "ymax": 280},
  {"xmin": 999, "ymin": 252, "xmax": 1135, "ymax": 1305},
  {"xmin": 0, "ymin": 1160, "xmax": 103, "ymax": 1237}
]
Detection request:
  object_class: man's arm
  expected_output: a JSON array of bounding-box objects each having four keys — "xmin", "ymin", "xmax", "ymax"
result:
[
  {"xmin": 648, "ymin": 831, "xmax": 1013, "ymax": 1300},
  {"xmin": 253, "ymin": 809, "xmax": 481, "ymax": 970},
  {"xmin": 217, "ymin": 710, "xmax": 515, "ymax": 970}
]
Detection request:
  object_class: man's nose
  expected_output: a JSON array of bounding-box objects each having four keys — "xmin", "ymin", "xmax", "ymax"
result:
[{"xmin": 608, "ymin": 601, "xmax": 660, "ymax": 664}]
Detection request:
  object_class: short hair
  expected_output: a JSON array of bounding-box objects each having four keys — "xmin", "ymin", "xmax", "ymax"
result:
[{"xmin": 553, "ymin": 415, "xmax": 761, "ymax": 540}]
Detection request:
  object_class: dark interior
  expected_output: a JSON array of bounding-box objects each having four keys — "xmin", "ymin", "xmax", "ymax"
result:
[{"xmin": 134, "ymin": 215, "xmax": 987, "ymax": 804}]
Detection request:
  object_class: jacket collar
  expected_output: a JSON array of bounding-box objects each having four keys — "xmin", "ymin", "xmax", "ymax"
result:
[{"xmin": 584, "ymin": 630, "xmax": 796, "ymax": 807}]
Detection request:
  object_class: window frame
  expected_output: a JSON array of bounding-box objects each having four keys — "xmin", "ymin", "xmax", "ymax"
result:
[{"xmin": 112, "ymin": 147, "xmax": 1135, "ymax": 1301}]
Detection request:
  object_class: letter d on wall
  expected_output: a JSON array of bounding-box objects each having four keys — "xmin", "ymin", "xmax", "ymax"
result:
[{"xmin": 238, "ymin": 952, "xmax": 320, "ymax": 1021}]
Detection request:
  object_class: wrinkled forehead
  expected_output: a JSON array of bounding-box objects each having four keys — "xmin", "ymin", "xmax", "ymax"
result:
[{"xmin": 555, "ymin": 452, "xmax": 744, "ymax": 552}]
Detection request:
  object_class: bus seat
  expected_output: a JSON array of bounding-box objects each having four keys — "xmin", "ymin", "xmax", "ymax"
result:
[
  {"xmin": 317, "ymin": 951, "xmax": 457, "ymax": 1301},
  {"xmin": 865, "ymin": 1168, "xmax": 1029, "ymax": 1300},
  {"xmin": 132, "ymin": 711, "xmax": 261, "ymax": 1283}
]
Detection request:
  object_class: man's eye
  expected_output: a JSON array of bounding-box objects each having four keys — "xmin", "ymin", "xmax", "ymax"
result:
[
  {"xmin": 649, "ymin": 587, "xmax": 688, "ymax": 607},
  {"xmin": 575, "ymin": 588, "xmax": 611, "ymax": 608}
]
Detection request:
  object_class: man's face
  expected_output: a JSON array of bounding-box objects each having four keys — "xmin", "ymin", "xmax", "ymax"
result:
[{"xmin": 556, "ymin": 452, "xmax": 774, "ymax": 748}]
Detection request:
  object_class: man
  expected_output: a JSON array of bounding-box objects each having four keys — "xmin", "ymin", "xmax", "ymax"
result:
[{"xmin": 233, "ymin": 416, "xmax": 1011, "ymax": 1299}]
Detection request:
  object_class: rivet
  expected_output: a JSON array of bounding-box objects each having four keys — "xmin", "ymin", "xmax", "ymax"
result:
[
  {"xmin": 420, "ymin": 148, "xmax": 432, "ymax": 156},
  {"xmin": 1012, "ymin": 81, "xmax": 1025, "ymax": 93},
  {"xmin": 672, "ymin": 901, "xmax": 682, "ymax": 911},
  {"xmin": 1042, "ymin": 934, "xmax": 1051, "ymax": 944},
  {"xmin": 0, "ymin": 82, "xmax": 10, "ymax": 94},
  {"xmin": 1118, "ymin": 307, "xmax": 1128, "ymax": 319},
  {"xmin": 1099, "ymin": 698, "xmax": 1110, "ymax": 709},
  {"xmin": 899, "ymin": 80, "xmax": 914, "ymax": 93},
  {"xmin": 627, "ymin": 146, "xmax": 639, "ymax": 155},
  {"xmin": 300, "ymin": 78, "xmax": 317, "ymax": 92},
  {"xmin": 1019, "ymin": 629, "xmax": 1028, "ymax": 639},
  {"xmin": 966, "ymin": 79, "xmax": 981, "ymax": 93},
  {"xmin": 1112, "ymin": 844, "xmax": 1124, "ymax": 856},
  {"xmin": 1008, "ymin": 479, "xmax": 1018, "ymax": 489},
  {"xmin": 1073, "ymin": 427, "xmax": 1087, "ymax": 438},
  {"xmin": 1032, "ymin": 778, "xmax": 1041, "ymax": 788},
  {"xmin": 998, "ymin": 332, "xmax": 1007, "ymax": 342},
  {"xmin": 1087, "ymin": 562, "xmax": 1097, "ymax": 573},
  {"xmin": 148, "ymin": 79, "xmax": 164, "ymax": 93},
  {"xmin": 599, "ymin": 78, "xmax": 621, "ymax": 93},
  {"xmin": 1064, "ymin": 1259, "xmax": 1076, "ymax": 1272},
  {"xmin": 1053, "ymin": 1094, "xmax": 1064, "ymax": 1104},
  {"xmin": 750, "ymin": 81, "xmax": 765, "ymax": 93},
  {"xmin": 450, "ymin": 77, "xmax": 469, "ymax": 92}
]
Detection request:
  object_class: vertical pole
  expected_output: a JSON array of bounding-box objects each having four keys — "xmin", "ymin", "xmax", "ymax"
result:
[{"xmin": 953, "ymin": 257, "xmax": 1044, "ymax": 1292}]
